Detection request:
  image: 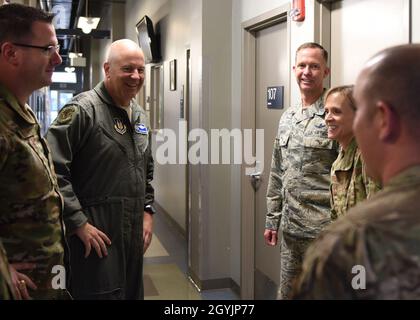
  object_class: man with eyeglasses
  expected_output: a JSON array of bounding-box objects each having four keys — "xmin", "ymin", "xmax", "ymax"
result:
[
  {"xmin": 46, "ymin": 39, "xmax": 155, "ymax": 300},
  {"xmin": 0, "ymin": 4, "xmax": 68, "ymax": 299}
]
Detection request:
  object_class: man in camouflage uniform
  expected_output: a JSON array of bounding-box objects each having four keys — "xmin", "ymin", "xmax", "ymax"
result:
[
  {"xmin": 46, "ymin": 39, "xmax": 155, "ymax": 300},
  {"xmin": 264, "ymin": 43, "xmax": 338, "ymax": 299},
  {"xmin": 0, "ymin": 240, "xmax": 15, "ymax": 300},
  {"xmin": 0, "ymin": 4, "xmax": 68, "ymax": 299},
  {"xmin": 293, "ymin": 44, "xmax": 420, "ymax": 299}
]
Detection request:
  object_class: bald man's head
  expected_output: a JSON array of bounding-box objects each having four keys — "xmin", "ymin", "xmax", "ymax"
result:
[
  {"xmin": 103, "ymin": 39, "xmax": 145, "ymax": 107},
  {"xmin": 105, "ymin": 39, "xmax": 144, "ymax": 65},
  {"xmin": 355, "ymin": 44, "xmax": 420, "ymax": 130}
]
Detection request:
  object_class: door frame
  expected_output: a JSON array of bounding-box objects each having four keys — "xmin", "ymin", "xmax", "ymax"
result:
[{"xmin": 240, "ymin": 3, "xmax": 291, "ymax": 300}]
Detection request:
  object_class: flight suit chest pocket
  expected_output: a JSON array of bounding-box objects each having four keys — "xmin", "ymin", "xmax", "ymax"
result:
[{"xmin": 302, "ymin": 136, "xmax": 336, "ymax": 174}]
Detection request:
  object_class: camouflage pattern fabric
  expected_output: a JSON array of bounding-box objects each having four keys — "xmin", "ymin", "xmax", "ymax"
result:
[
  {"xmin": 278, "ymin": 232, "xmax": 312, "ymax": 299},
  {"xmin": 266, "ymin": 94, "xmax": 339, "ymax": 238},
  {"xmin": 293, "ymin": 165, "xmax": 420, "ymax": 299},
  {"xmin": 0, "ymin": 240, "xmax": 14, "ymax": 300},
  {"xmin": 0, "ymin": 84, "xmax": 66, "ymax": 299},
  {"xmin": 330, "ymin": 138, "xmax": 381, "ymax": 220},
  {"xmin": 265, "ymin": 94, "xmax": 338, "ymax": 299}
]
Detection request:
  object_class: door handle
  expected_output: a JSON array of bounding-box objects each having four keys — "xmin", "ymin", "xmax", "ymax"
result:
[{"xmin": 246, "ymin": 171, "xmax": 262, "ymax": 181}]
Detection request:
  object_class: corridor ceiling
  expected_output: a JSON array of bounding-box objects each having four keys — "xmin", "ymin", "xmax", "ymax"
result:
[{"xmin": 43, "ymin": 0, "xmax": 120, "ymax": 62}]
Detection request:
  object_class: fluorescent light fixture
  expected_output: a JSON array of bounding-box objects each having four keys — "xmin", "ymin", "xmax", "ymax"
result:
[
  {"xmin": 52, "ymin": 72, "xmax": 77, "ymax": 83},
  {"xmin": 68, "ymin": 52, "xmax": 83, "ymax": 58},
  {"xmin": 77, "ymin": 16, "xmax": 100, "ymax": 34},
  {"xmin": 77, "ymin": 0, "xmax": 100, "ymax": 34}
]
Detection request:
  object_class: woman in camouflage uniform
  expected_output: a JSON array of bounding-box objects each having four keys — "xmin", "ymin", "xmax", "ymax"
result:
[{"xmin": 324, "ymin": 85, "xmax": 380, "ymax": 220}]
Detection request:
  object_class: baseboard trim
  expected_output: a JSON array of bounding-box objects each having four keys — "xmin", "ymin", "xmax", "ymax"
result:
[{"xmin": 188, "ymin": 267, "xmax": 241, "ymax": 294}]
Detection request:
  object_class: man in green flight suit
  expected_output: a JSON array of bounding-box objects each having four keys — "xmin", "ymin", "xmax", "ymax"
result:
[{"xmin": 46, "ymin": 39, "xmax": 155, "ymax": 300}]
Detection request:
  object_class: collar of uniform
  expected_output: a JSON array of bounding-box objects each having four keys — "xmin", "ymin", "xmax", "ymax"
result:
[
  {"xmin": 294, "ymin": 91, "xmax": 326, "ymax": 122},
  {"xmin": 332, "ymin": 137, "xmax": 358, "ymax": 171},
  {"xmin": 94, "ymin": 81, "xmax": 137, "ymax": 116},
  {"xmin": 385, "ymin": 165, "xmax": 420, "ymax": 192},
  {"xmin": 0, "ymin": 84, "xmax": 36, "ymax": 125},
  {"xmin": 93, "ymin": 81, "xmax": 115, "ymax": 106}
]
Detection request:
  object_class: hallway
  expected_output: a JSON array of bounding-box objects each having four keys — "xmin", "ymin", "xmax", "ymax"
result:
[{"xmin": 143, "ymin": 209, "xmax": 239, "ymax": 300}]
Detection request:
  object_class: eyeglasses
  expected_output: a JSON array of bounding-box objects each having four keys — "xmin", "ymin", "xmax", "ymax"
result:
[{"xmin": 12, "ymin": 43, "xmax": 60, "ymax": 56}]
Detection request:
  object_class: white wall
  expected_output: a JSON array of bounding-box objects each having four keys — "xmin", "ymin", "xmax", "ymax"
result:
[
  {"xmin": 240, "ymin": 0, "xmax": 289, "ymax": 22},
  {"xmin": 330, "ymin": 0, "xmax": 410, "ymax": 86},
  {"xmin": 413, "ymin": 0, "xmax": 420, "ymax": 43}
]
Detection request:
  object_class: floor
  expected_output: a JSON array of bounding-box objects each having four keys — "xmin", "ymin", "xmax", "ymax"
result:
[{"xmin": 143, "ymin": 211, "xmax": 239, "ymax": 300}]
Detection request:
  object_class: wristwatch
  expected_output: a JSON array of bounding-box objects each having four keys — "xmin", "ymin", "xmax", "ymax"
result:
[{"xmin": 144, "ymin": 204, "xmax": 156, "ymax": 215}]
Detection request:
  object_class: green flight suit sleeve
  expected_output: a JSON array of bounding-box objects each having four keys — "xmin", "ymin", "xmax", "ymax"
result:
[
  {"xmin": 265, "ymin": 138, "xmax": 283, "ymax": 231},
  {"xmin": 45, "ymin": 104, "xmax": 91, "ymax": 234}
]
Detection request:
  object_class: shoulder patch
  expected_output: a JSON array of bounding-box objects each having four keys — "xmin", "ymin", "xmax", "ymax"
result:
[{"xmin": 57, "ymin": 106, "xmax": 77, "ymax": 125}]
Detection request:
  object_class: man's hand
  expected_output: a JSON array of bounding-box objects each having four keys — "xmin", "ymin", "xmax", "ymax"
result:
[
  {"xmin": 74, "ymin": 222, "xmax": 111, "ymax": 258},
  {"xmin": 264, "ymin": 229, "xmax": 278, "ymax": 246},
  {"xmin": 9, "ymin": 263, "xmax": 37, "ymax": 300},
  {"xmin": 143, "ymin": 212, "xmax": 153, "ymax": 254}
]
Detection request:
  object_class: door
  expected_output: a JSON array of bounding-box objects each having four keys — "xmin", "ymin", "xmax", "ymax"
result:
[
  {"xmin": 253, "ymin": 21, "xmax": 289, "ymax": 300},
  {"xmin": 241, "ymin": 6, "xmax": 290, "ymax": 299}
]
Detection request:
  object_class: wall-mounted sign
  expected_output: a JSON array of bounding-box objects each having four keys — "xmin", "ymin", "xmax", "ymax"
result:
[{"xmin": 267, "ymin": 86, "xmax": 284, "ymax": 109}]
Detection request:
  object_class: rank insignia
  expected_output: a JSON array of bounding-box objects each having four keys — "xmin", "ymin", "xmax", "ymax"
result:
[
  {"xmin": 114, "ymin": 118, "xmax": 127, "ymax": 135},
  {"xmin": 134, "ymin": 123, "xmax": 148, "ymax": 135}
]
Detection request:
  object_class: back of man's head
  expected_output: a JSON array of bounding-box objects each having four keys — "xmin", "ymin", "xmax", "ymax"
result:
[
  {"xmin": 0, "ymin": 4, "xmax": 54, "ymax": 45},
  {"xmin": 362, "ymin": 44, "xmax": 420, "ymax": 136}
]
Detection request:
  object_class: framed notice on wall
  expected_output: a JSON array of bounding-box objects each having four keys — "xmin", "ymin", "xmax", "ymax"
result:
[{"xmin": 170, "ymin": 59, "xmax": 177, "ymax": 91}]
